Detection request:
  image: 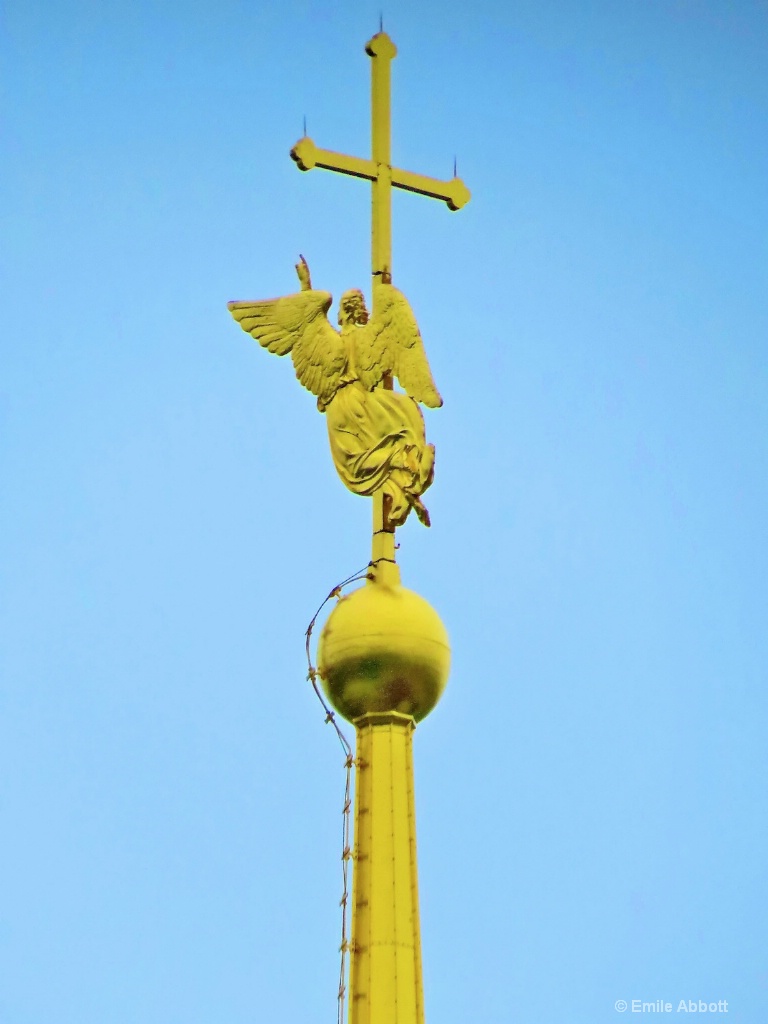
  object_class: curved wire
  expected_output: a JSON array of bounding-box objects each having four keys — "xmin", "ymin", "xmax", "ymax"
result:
[{"xmin": 304, "ymin": 564, "xmax": 372, "ymax": 1024}]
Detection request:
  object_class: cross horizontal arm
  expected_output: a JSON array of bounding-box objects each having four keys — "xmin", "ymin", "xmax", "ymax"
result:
[
  {"xmin": 291, "ymin": 137, "xmax": 376, "ymax": 181},
  {"xmin": 391, "ymin": 167, "xmax": 471, "ymax": 211},
  {"xmin": 290, "ymin": 135, "xmax": 471, "ymax": 211}
]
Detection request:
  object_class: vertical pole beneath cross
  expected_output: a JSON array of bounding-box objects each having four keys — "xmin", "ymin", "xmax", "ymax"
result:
[
  {"xmin": 366, "ymin": 32, "xmax": 399, "ymax": 582},
  {"xmin": 348, "ymin": 712, "xmax": 425, "ymax": 1024}
]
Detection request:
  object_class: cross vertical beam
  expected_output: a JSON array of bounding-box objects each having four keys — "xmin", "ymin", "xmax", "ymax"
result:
[{"xmin": 367, "ymin": 32, "xmax": 396, "ymax": 286}]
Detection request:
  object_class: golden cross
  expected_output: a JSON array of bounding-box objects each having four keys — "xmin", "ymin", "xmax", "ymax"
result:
[{"xmin": 290, "ymin": 30, "xmax": 470, "ymax": 580}]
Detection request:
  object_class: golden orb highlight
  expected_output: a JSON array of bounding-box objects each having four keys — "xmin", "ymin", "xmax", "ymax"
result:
[{"xmin": 317, "ymin": 581, "xmax": 450, "ymax": 723}]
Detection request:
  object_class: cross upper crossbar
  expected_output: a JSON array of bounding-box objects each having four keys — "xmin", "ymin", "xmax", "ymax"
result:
[{"xmin": 290, "ymin": 138, "xmax": 471, "ymax": 213}]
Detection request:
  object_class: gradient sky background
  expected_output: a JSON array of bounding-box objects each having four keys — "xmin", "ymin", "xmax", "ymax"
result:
[{"xmin": 2, "ymin": 1, "xmax": 767, "ymax": 1022}]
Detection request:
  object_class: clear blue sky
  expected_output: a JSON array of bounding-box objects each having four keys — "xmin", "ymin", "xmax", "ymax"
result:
[{"xmin": 2, "ymin": 2, "xmax": 766, "ymax": 1022}]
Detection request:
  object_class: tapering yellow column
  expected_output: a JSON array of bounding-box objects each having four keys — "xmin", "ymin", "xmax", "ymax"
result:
[
  {"xmin": 349, "ymin": 712, "xmax": 423, "ymax": 1024},
  {"xmin": 318, "ymin": 578, "xmax": 450, "ymax": 1024}
]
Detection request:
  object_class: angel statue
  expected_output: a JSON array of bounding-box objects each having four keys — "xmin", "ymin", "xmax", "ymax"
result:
[{"xmin": 227, "ymin": 256, "xmax": 442, "ymax": 528}]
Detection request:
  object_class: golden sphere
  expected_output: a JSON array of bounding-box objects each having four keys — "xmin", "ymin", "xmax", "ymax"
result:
[{"xmin": 317, "ymin": 581, "xmax": 450, "ymax": 723}]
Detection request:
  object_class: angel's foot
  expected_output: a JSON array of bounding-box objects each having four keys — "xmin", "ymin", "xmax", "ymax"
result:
[{"xmin": 409, "ymin": 496, "xmax": 431, "ymax": 528}]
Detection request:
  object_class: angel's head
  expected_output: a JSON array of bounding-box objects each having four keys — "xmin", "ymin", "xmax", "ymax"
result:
[{"xmin": 338, "ymin": 289, "xmax": 369, "ymax": 327}]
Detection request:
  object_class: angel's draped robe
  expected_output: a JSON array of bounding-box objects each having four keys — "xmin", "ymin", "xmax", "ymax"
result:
[{"xmin": 325, "ymin": 378, "xmax": 434, "ymax": 527}]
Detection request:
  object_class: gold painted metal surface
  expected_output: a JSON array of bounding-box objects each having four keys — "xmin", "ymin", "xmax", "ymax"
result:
[
  {"xmin": 231, "ymin": 29, "xmax": 469, "ymax": 568},
  {"xmin": 317, "ymin": 581, "xmax": 450, "ymax": 724},
  {"xmin": 349, "ymin": 712, "xmax": 424, "ymax": 1024},
  {"xmin": 291, "ymin": 138, "xmax": 470, "ymax": 213},
  {"xmin": 317, "ymin": 574, "xmax": 450, "ymax": 1024},
  {"xmin": 292, "ymin": 30, "xmax": 470, "ymax": 570},
  {"xmin": 228, "ymin": 256, "xmax": 440, "ymax": 530}
]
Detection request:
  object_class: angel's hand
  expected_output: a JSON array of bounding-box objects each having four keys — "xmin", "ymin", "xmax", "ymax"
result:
[{"xmin": 295, "ymin": 254, "xmax": 312, "ymax": 291}]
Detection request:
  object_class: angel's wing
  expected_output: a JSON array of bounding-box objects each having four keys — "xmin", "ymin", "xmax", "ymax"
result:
[
  {"xmin": 354, "ymin": 283, "xmax": 443, "ymax": 408},
  {"xmin": 227, "ymin": 289, "xmax": 346, "ymax": 409}
]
